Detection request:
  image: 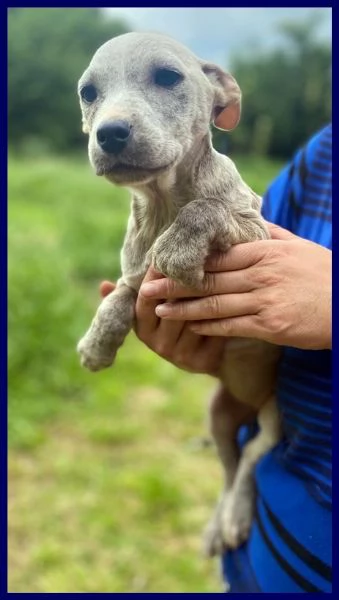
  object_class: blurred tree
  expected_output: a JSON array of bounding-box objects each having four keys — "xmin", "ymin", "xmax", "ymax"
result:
[
  {"xmin": 8, "ymin": 8, "xmax": 129, "ymax": 153},
  {"xmin": 214, "ymin": 13, "xmax": 331, "ymax": 158}
]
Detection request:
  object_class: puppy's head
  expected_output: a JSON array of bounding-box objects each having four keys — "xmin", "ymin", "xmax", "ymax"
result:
[{"xmin": 78, "ymin": 32, "xmax": 241, "ymax": 186}]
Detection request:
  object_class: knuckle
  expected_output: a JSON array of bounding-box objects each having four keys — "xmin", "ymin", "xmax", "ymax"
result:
[
  {"xmin": 218, "ymin": 319, "xmax": 233, "ymax": 335},
  {"xmin": 256, "ymin": 288, "xmax": 277, "ymax": 308},
  {"xmin": 206, "ymin": 251, "xmax": 226, "ymax": 271},
  {"xmin": 175, "ymin": 302, "xmax": 188, "ymax": 318},
  {"xmin": 206, "ymin": 294, "xmax": 222, "ymax": 316},
  {"xmin": 265, "ymin": 312, "xmax": 287, "ymax": 337},
  {"xmin": 265, "ymin": 242, "xmax": 291, "ymax": 262},
  {"xmin": 163, "ymin": 278, "xmax": 176, "ymax": 297},
  {"xmin": 202, "ymin": 273, "xmax": 216, "ymax": 295},
  {"xmin": 251, "ymin": 267, "xmax": 281, "ymax": 287}
]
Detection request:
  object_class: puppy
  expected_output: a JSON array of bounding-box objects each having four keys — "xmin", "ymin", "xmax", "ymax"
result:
[{"xmin": 77, "ymin": 32, "xmax": 282, "ymax": 556}]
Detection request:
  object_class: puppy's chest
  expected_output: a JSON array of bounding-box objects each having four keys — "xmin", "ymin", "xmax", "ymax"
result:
[
  {"xmin": 134, "ymin": 185, "xmax": 191, "ymax": 243},
  {"xmin": 137, "ymin": 199, "xmax": 178, "ymax": 241},
  {"xmin": 122, "ymin": 193, "xmax": 183, "ymax": 290}
]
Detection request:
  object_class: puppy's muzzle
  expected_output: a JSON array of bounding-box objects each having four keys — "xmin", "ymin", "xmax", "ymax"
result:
[{"xmin": 96, "ymin": 120, "xmax": 132, "ymax": 155}]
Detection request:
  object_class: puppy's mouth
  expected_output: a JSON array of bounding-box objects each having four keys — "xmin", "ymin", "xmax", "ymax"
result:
[{"xmin": 95, "ymin": 161, "xmax": 174, "ymax": 183}]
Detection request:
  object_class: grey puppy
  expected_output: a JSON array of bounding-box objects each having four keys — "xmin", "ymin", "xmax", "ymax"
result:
[{"xmin": 77, "ymin": 32, "xmax": 282, "ymax": 556}]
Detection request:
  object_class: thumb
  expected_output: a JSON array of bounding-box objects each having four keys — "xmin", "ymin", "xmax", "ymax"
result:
[{"xmin": 265, "ymin": 221, "xmax": 296, "ymax": 241}]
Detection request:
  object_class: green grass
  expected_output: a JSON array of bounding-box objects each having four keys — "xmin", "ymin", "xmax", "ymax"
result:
[{"xmin": 8, "ymin": 152, "xmax": 282, "ymax": 592}]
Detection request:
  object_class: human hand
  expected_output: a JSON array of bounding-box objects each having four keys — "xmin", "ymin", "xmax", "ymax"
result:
[
  {"xmin": 139, "ymin": 223, "xmax": 332, "ymax": 350},
  {"xmin": 99, "ymin": 271, "xmax": 226, "ymax": 376}
]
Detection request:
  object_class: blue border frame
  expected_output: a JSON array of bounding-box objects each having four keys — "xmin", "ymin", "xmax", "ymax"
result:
[
  {"xmin": 2, "ymin": 5, "xmax": 8, "ymax": 598},
  {"xmin": 4, "ymin": 4, "xmax": 335, "ymax": 597}
]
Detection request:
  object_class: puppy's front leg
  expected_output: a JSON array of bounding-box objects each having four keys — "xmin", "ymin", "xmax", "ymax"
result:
[
  {"xmin": 77, "ymin": 280, "xmax": 137, "ymax": 371},
  {"xmin": 152, "ymin": 199, "xmax": 268, "ymax": 289}
]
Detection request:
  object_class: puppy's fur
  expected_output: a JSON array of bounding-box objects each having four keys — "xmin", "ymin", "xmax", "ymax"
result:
[{"xmin": 77, "ymin": 32, "xmax": 282, "ymax": 556}]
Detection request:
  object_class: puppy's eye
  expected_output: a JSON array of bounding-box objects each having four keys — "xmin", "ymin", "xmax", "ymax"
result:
[
  {"xmin": 80, "ymin": 84, "xmax": 97, "ymax": 103},
  {"xmin": 154, "ymin": 68, "xmax": 183, "ymax": 88}
]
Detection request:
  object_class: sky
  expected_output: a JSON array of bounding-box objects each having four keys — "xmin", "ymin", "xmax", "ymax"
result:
[{"xmin": 102, "ymin": 7, "xmax": 331, "ymax": 67}]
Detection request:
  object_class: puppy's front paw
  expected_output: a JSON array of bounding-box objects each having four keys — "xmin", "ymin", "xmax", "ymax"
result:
[
  {"xmin": 77, "ymin": 290, "xmax": 135, "ymax": 372},
  {"xmin": 77, "ymin": 331, "xmax": 118, "ymax": 372},
  {"xmin": 152, "ymin": 227, "xmax": 206, "ymax": 289}
]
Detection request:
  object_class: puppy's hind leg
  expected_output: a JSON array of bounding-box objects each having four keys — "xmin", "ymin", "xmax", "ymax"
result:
[
  {"xmin": 221, "ymin": 397, "xmax": 282, "ymax": 550},
  {"xmin": 203, "ymin": 386, "xmax": 255, "ymax": 557},
  {"xmin": 77, "ymin": 279, "xmax": 137, "ymax": 372}
]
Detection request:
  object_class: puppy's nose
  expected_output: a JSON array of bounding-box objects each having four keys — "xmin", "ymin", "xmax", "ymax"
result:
[{"xmin": 96, "ymin": 120, "xmax": 132, "ymax": 154}]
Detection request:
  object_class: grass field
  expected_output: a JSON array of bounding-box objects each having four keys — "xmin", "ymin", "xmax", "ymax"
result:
[{"xmin": 8, "ymin": 152, "xmax": 282, "ymax": 592}]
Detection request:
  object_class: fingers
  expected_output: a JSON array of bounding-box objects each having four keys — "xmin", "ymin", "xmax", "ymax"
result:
[
  {"xmin": 140, "ymin": 269, "xmax": 255, "ymax": 300},
  {"xmin": 144, "ymin": 322, "xmax": 226, "ymax": 376},
  {"xmin": 140, "ymin": 317, "xmax": 187, "ymax": 352},
  {"xmin": 135, "ymin": 266, "xmax": 178, "ymax": 338},
  {"xmin": 173, "ymin": 324, "xmax": 205, "ymax": 358},
  {"xmin": 135, "ymin": 293, "xmax": 162, "ymax": 337},
  {"xmin": 140, "ymin": 278, "xmax": 195, "ymax": 299},
  {"xmin": 155, "ymin": 292, "xmax": 257, "ymax": 321},
  {"xmin": 204, "ymin": 244, "xmax": 265, "ymax": 273},
  {"xmin": 189, "ymin": 315, "xmax": 263, "ymax": 339},
  {"xmin": 99, "ymin": 267, "xmax": 227, "ymax": 376},
  {"xmin": 204, "ymin": 223, "xmax": 295, "ymax": 272},
  {"xmin": 141, "ymin": 266, "xmax": 166, "ymax": 285},
  {"xmin": 173, "ymin": 332, "xmax": 226, "ymax": 375}
]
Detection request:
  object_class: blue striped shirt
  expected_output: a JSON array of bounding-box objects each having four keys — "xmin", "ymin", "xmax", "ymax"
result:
[{"xmin": 222, "ymin": 124, "xmax": 332, "ymax": 593}]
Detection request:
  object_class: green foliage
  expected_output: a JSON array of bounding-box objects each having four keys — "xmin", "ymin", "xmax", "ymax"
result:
[
  {"xmin": 8, "ymin": 155, "xmax": 282, "ymax": 592},
  {"xmin": 8, "ymin": 8, "xmax": 129, "ymax": 152},
  {"xmin": 220, "ymin": 13, "xmax": 331, "ymax": 158}
]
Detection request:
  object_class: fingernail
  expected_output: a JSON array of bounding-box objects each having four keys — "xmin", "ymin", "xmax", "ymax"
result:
[
  {"xmin": 155, "ymin": 304, "xmax": 170, "ymax": 317},
  {"xmin": 140, "ymin": 282, "xmax": 158, "ymax": 296}
]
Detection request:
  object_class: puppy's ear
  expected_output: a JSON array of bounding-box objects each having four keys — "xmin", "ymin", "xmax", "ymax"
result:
[
  {"xmin": 201, "ymin": 63, "xmax": 241, "ymax": 131},
  {"xmin": 82, "ymin": 116, "xmax": 89, "ymax": 135}
]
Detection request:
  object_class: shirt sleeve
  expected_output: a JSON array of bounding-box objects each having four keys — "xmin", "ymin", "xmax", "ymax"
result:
[{"xmin": 261, "ymin": 149, "xmax": 305, "ymax": 233}]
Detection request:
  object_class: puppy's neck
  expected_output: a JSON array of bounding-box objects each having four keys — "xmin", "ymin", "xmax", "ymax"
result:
[{"xmin": 133, "ymin": 133, "xmax": 219, "ymax": 209}]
